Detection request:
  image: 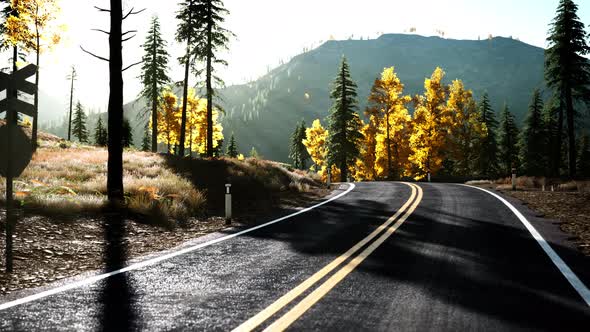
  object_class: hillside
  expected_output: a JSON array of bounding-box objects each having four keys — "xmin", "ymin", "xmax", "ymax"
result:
[
  {"xmin": 221, "ymin": 34, "xmax": 546, "ymax": 162},
  {"xmin": 40, "ymin": 34, "xmax": 547, "ymax": 161}
]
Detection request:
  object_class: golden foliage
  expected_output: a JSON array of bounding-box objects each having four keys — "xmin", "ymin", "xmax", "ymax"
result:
[
  {"xmin": 153, "ymin": 88, "xmax": 224, "ymax": 155},
  {"xmin": 446, "ymin": 79, "xmax": 487, "ymax": 176},
  {"xmin": 4, "ymin": 0, "xmax": 62, "ymax": 52},
  {"xmin": 408, "ymin": 67, "xmax": 453, "ymax": 179}
]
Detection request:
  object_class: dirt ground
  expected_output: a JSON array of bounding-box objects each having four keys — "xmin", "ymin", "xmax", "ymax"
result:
[
  {"xmin": 0, "ymin": 187, "xmax": 331, "ymax": 297},
  {"xmin": 506, "ymin": 190, "xmax": 590, "ymax": 256}
]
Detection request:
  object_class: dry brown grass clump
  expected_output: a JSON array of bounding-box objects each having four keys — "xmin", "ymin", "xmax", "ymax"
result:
[{"xmin": 0, "ymin": 145, "xmax": 205, "ymax": 221}]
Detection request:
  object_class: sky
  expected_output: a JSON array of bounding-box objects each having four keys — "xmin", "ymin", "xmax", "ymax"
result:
[{"xmin": 5, "ymin": 0, "xmax": 590, "ymax": 114}]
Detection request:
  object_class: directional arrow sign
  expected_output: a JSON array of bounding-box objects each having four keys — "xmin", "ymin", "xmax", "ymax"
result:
[
  {"xmin": 0, "ymin": 64, "xmax": 37, "ymax": 95},
  {"xmin": 14, "ymin": 64, "xmax": 37, "ymax": 81},
  {"xmin": 0, "ymin": 98, "xmax": 35, "ymax": 117}
]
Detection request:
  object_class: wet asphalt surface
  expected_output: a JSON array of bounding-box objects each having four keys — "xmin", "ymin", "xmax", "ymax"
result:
[{"xmin": 0, "ymin": 182, "xmax": 589, "ymax": 331}]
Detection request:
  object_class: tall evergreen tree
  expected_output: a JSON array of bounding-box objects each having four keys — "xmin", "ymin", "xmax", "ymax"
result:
[
  {"xmin": 477, "ymin": 93, "xmax": 499, "ymax": 178},
  {"xmin": 122, "ymin": 117, "xmax": 133, "ymax": 148},
  {"xmin": 326, "ymin": 57, "xmax": 364, "ymax": 182},
  {"xmin": 542, "ymin": 95, "xmax": 562, "ymax": 177},
  {"xmin": 139, "ymin": 15, "xmax": 170, "ymax": 153},
  {"xmin": 519, "ymin": 89, "xmax": 546, "ymax": 176},
  {"xmin": 183, "ymin": 0, "xmax": 234, "ymax": 157},
  {"xmin": 226, "ymin": 134, "xmax": 238, "ymax": 158},
  {"xmin": 94, "ymin": 116, "xmax": 108, "ymax": 147},
  {"xmin": 141, "ymin": 122, "xmax": 150, "ymax": 151},
  {"xmin": 577, "ymin": 133, "xmax": 590, "ymax": 178},
  {"xmin": 176, "ymin": 0, "xmax": 198, "ymax": 157},
  {"xmin": 289, "ymin": 120, "xmax": 309, "ymax": 169},
  {"xmin": 545, "ymin": 0, "xmax": 590, "ymax": 177},
  {"xmin": 72, "ymin": 101, "xmax": 88, "ymax": 143},
  {"xmin": 498, "ymin": 103, "xmax": 520, "ymax": 175}
]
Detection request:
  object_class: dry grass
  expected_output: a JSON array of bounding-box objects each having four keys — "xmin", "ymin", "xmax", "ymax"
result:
[{"xmin": 0, "ymin": 143, "xmax": 205, "ymax": 221}]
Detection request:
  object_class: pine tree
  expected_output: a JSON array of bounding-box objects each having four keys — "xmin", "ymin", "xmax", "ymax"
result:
[
  {"xmin": 94, "ymin": 116, "xmax": 108, "ymax": 147},
  {"xmin": 543, "ymin": 96, "xmax": 562, "ymax": 177},
  {"xmin": 141, "ymin": 122, "xmax": 150, "ymax": 151},
  {"xmin": 250, "ymin": 147, "xmax": 259, "ymax": 159},
  {"xmin": 519, "ymin": 89, "xmax": 546, "ymax": 176},
  {"xmin": 179, "ymin": 0, "xmax": 234, "ymax": 157},
  {"xmin": 122, "ymin": 117, "xmax": 133, "ymax": 148},
  {"xmin": 226, "ymin": 134, "xmax": 238, "ymax": 158},
  {"xmin": 498, "ymin": 104, "xmax": 520, "ymax": 175},
  {"xmin": 545, "ymin": 0, "xmax": 590, "ymax": 178},
  {"xmin": 326, "ymin": 57, "xmax": 363, "ymax": 182},
  {"xmin": 577, "ymin": 133, "xmax": 590, "ymax": 178},
  {"xmin": 289, "ymin": 120, "xmax": 309, "ymax": 169},
  {"xmin": 477, "ymin": 93, "xmax": 499, "ymax": 178},
  {"xmin": 139, "ymin": 15, "xmax": 170, "ymax": 153},
  {"xmin": 72, "ymin": 101, "xmax": 88, "ymax": 143}
]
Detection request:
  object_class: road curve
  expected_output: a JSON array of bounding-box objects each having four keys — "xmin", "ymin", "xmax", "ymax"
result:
[{"xmin": 0, "ymin": 182, "xmax": 589, "ymax": 331}]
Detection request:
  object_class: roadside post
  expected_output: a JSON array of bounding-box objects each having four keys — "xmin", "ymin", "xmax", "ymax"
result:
[
  {"xmin": 511, "ymin": 167, "xmax": 517, "ymax": 191},
  {"xmin": 326, "ymin": 166, "xmax": 331, "ymax": 188},
  {"xmin": 427, "ymin": 172, "xmax": 431, "ymax": 182},
  {"xmin": 225, "ymin": 184, "xmax": 232, "ymax": 224},
  {"xmin": 0, "ymin": 64, "xmax": 37, "ymax": 273}
]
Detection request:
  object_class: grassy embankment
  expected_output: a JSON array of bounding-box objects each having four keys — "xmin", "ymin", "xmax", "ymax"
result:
[{"xmin": 0, "ymin": 127, "xmax": 324, "ymax": 224}]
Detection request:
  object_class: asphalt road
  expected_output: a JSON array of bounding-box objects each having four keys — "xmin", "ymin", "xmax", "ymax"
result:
[{"xmin": 1, "ymin": 182, "xmax": 589, "ymax": 331}]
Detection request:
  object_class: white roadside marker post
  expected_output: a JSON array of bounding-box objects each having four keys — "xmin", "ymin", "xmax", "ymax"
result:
[
  {"xmin": 327, "ymin": 166, "xmax": 331, "ymax": 188},
  {"xmin": 427, "ymin": 172, "xmax": 431, "ymax": 183},
  {"xmin": 225, "ymin": 184, "xmax": 232, "ymax": 225},
  {"xmin": 512, "ymin": 167, "xmax": 517, "ymax": 191}
]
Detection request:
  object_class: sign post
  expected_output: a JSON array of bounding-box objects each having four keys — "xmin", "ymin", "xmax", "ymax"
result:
[{"xmin": 0, "ymin": 64, "xmax": 37, "ymax": 272}]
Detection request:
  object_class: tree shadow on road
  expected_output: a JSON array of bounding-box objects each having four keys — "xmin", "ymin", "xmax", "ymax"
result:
[{"xmin": 98, "ymin": 211, "xmax": 138, "ymax": 332}]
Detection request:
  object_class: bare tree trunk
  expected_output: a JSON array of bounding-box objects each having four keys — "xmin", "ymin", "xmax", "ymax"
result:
[
  {"xmin": 107, "ymin": 0, "xmax": 124, "ymax": 203},
  {"xmin": 32, "ymin": 15, "xmax": 40, "ymax": 152},
  {"xmin": 565, "ymin": 86, "xmax": 576, "ymax": 178},
  {"xmin": 151, "ymin": 27, "xmax": 158, "ymax": 153},
  {"xmin": 554, "ymin": 97, "xmax": 564, "ymax": 177},
  {"xmin": 67, "ymin": 68, "xmax": 74, "ymax": 141},
  {"xmin": 206, "ymin": 2, "xmax": 214, "ymax": 157},
  {"xmin": 179, "ymin": 8, "xmax": 192, "ymax": 158}
]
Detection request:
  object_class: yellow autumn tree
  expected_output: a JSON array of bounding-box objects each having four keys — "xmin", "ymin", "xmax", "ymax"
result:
[
  {"xmin": 367, "ymin": 67, "xmax": 413, "ymax": 180},
  {"xmin": 302, "ymin": 119, "xmax": 341, "ymax": 182},
  {"xmin": 446, "ymin": 79, "xmax": 487, "ymax": 176},
  {"xmin": 7, "ymin": 0, "xmax": 63, "ymax": 149},
  {"xmin": 155, "ymin": 88, "xmax": 180, "ymax": 154},
  {"xmin": 183, "ymin": 88, "xmax": 223, "ymax": 156},
  {"xmin": 408, "ymin": 67, "xmax": 453, "ymax": 180},
  {"xmin": 355, "ymin": 115, "xmax": 378, "ymax": 181}
]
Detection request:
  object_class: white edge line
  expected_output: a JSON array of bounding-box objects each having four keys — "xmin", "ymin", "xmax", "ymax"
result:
[
  {"xmin": 0, "ymin": 183, "xmax": 356, "ymax": 311},
  {"xmin": 462, "ymin": 184, "xmax": 590, "ymax": 307}
]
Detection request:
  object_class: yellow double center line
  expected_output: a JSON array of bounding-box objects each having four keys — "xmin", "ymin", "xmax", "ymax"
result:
[{"xmin": 233, "ymin": 182, "xmax": 423, "ymax": 332}]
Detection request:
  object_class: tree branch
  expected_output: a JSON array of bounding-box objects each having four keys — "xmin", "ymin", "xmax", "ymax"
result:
[
  {"xmin": 122, "ymin": 7, "xmax": 146, "ymax": 20},
  {"xmin": 122, "ymin": 30, "xmax": 137, "ymax": 37},
  {"xmin": 122, "ymin": 60, "xmax": 143, "ymax": 72},
  {"xmin": 94, "ymin": 6, "xmax": 110, "ymax": 12},
  {"xmin": 92, "ymin": 28, "xmax": 110, "ymax": 35},
  {"xmin": 122, "ymin": 34, "xmax": 136, "ymax": 43},
  {"xmin": 80, "ymin": 46, "xmax": 109, "ymax": 62}
]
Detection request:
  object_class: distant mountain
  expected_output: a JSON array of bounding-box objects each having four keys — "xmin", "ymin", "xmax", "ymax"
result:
[
  {"xmin": 220, "ymin": 34, "xmax": 546, "ymax": 162},
  {"xmin": 42, "ymin": 34, "xmax": 548, "ymax": 161}
]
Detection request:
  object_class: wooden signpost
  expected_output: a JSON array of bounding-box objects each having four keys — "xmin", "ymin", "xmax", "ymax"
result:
[{"xmin": 0, "ymin": 64, "xmax": 37, "ymax": 272}]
